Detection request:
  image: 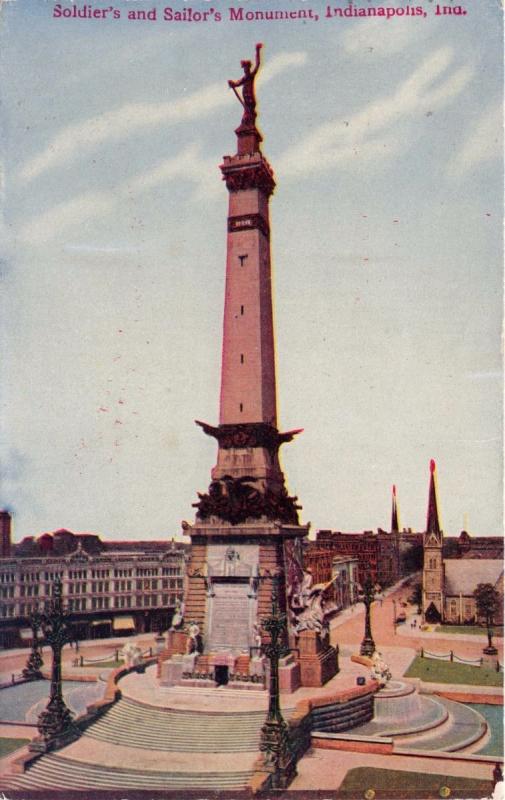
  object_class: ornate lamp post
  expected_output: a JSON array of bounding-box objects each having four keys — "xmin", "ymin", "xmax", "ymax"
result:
[
  {"xmin": 259, "ymin": 576, "xmax": 296, "ymax": 790},
  {"xmin": 358, "ymin": 575, "xmax": 376, "ymax": 657},
  {"xmin": 36, "ymin": 577, "xmax": 77, "ymax": 746},
  {"xmin": 23, "ymin": 611, "xmax": 44, "ymax": 681}
]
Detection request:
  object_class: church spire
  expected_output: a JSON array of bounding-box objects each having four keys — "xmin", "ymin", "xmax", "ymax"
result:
[
  {"xmin": 391, "ymin": 484, "xmax": 400, "ymax": 533},
  {"xmin": 426, "ymin": 459, "xmax": 441, "ymax": 534}
]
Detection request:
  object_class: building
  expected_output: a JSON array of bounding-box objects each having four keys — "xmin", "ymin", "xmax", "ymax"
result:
[
  {"xmin": 330, "ymin": 555, "xmax": 359, "ymax": 610},
  {"xmin": 312, "ymin": 528, "xmax": 400, "ymax": 589},
  {"xmin": 0, "ymin": 526, "xmax": 188, "ymax": 648},
  {"xmin": 422, "ymin": 461, "xmax": 503, "ymax": 625}
]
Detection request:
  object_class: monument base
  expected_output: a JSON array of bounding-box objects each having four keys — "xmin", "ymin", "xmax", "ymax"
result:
[
  {"xmin": 297, "ymin": 630, "xmax": 339, "ymax": 687},
  {"xmin": 279, "ymin": 654, "xmax": 301, "ymax": 694}
]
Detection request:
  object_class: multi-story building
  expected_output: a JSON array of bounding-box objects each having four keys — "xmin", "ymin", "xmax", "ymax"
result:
[
  {"xmin": 0, "ymin": 521, "xmax": 188, "ymax": 648},
  {"xmin": 331, "ymin": 555, "xmax": 359, "ymax": 610},
  {"xmin": 311, "ymin": 528, "xmax": 400, "ymax": 589}
]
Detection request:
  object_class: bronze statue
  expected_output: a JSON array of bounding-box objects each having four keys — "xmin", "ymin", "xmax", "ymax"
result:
[{"xmin": 228, "ymin": 43, "xmax": 262, "ymax": 128}]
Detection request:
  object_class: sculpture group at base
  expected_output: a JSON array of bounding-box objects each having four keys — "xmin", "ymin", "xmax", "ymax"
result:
[{"xmin": 370, "ymin": 651, "xmax": 392, "ymax": 688}]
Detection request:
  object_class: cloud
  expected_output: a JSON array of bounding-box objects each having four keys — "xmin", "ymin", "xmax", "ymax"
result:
[
  {"xmin": 341, "ymin": 17, "xmax": 421, "ymax": 56},
  {"xmin": 466, "ymin": 370, "xmax": 502, "ymax": 381},
  {"xmin": 20, "ymin": 144, "xmax": 217, "ymax": 244},
  {"xmin": 447, "ymin": 103, "xmax": 502, "ymax": 178},
  {"xmin": 18, "ymin": 51, "xmax": 307, "ymax": 185},
  {"xmin": 277, "ymin": 48, "xmax": 473, "ymax": 178}
]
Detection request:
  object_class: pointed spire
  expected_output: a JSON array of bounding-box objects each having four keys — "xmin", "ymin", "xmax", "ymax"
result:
[
  {"xmin": 391, "ymin": 484, "xmax": 400, "ymax": 532},
  {"xmin": 426, "ymin": 459, "xmax": 441, "ymax": 533}
]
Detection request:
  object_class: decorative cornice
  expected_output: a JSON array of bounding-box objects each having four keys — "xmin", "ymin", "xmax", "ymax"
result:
[
  {"xmin": 220, "ymin": 158, "xmax": 275, "ymax": 196},
  {"xmin": 195, "ymin": 421, "xmax": 302, "ymax": 454}
]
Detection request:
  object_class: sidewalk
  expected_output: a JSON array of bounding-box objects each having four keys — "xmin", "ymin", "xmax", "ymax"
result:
[
  {"xmin": 396, "ymin": 614, "xmax": 503, "ymax": 645},
  {"xmin": 290, "ymin": 748, "xmax": 499, "ymax": 791}
]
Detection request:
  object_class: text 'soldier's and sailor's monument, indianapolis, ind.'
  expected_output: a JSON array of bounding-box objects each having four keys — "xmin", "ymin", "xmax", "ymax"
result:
[{"xmin": 160, "ymin": 46, "xmax": 339, "ymax": 691}]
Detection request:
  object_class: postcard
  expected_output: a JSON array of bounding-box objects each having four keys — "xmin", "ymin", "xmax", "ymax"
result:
[{"xmin": 0, "ymin": 0, "xmax": 502, "ymax": 798}]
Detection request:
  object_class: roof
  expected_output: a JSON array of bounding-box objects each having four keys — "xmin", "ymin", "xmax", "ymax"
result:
[
  {"xmin": 444, "ymin": 559, "xmax": 504, "ymax": 596},
  {"xmin": 103, "ymin": 540, "xmax": 188, "ymax": 552}
]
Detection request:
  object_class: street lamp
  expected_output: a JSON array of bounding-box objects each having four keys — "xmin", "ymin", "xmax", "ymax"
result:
[
  {"xmin": 357, "ymin": 575, "xmax": 376, "ymax": 657},
  {"xmin": 259, "ymin": 575, "xmax": 296, "ymax": 790},
  {"xmin": 23, "ymin": 611, "xmax": 44, "ymax": 681},
  {"xmin": 36, "ymin": 578, "xmax": 78, "ymax": 746}
]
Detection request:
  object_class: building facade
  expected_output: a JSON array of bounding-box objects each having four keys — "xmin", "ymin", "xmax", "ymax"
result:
[
  {"xmin": 0, "ymin": 525, "xmax": 188, "ymax": 648},
  {"xmin": 330, "ymin": 555, "xmax": 359, "ymax": 611},
  {"xmin": 312, "ymin": 528, "xmax": 400, "ymax": 589}
]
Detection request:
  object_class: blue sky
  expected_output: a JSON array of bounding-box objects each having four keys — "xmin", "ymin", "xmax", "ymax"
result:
[{"xmin": 1, "ymin": 0, "xmax": 502, "ymax": 542}]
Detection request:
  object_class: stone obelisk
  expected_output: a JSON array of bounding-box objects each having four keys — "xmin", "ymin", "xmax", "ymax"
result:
[{"xmin": 183, "ymin": 45, "xmax": 309, "ymax": 657}]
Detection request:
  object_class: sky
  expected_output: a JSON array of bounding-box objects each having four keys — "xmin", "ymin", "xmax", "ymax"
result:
[{"xmin": 0, "ymin": 0, "xmax": 503, "ymax": 543}]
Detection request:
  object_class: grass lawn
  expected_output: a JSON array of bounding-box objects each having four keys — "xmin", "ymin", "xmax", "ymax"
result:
[
  {"xmin": 436, "ymin": 624, "xmax": 504, "ymax": 637},
  {"xmin": 404, "ymin": 656, "xmax": 503, "ymax": 687},
  {"xmin": 339, "ymin": 767, "xmax": 492, "ymax": 798},
  {"xmin": 0, "ymin": 737, "xmax": 30, "ymax": 758}
]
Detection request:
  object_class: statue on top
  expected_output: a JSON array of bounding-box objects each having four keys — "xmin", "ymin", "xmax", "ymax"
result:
[{"xmin": 228, "ymin": 43, "xmax": 262, "ymax": 128}]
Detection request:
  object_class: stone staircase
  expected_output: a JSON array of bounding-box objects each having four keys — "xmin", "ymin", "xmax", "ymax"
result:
[
  {"xmin": 3, "ymin": 753, "xmax": 255, "ymax": 791},
  {"xmin": 83, "ymin": 695, "xmax": 266, "ymax": 751},
  {"xmin": 2, "ymin": 693, "xmax": 267, "ymax": 792}
]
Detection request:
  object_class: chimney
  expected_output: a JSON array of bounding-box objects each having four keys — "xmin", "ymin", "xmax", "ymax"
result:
[{"xmin": 0, "ymin": 511, "xmax": 12, "ymax": 557}]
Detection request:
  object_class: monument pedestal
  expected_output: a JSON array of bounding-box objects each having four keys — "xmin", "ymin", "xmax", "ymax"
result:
[
  {"xmin": 297, "ymin": 630, "xmax": 339, "ymax": 687},
  {"xmin": 278, "ymin": 654, "xmax": 301, "ymax": 694}
]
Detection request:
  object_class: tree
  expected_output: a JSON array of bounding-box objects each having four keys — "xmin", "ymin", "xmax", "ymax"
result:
[
  {"xmin": 473, "ymin": 583, "xmax": 500, "ymax": 654},
  {"xmin": 408, "ymin": 582, "xmax": 423, "ymax": 614}
]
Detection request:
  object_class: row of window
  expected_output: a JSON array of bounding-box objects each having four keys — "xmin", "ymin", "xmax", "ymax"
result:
[{"xmin": 1, "ymin": 565, "xmax": 184, "ymax": 584}]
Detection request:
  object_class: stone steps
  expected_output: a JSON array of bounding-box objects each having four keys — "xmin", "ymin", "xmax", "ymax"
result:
[
  {"xmin": 83, "ymin": 697, "xmax": 265, "ymax": 751},
  {"xmin": 4, "ymin": 754, "xmax": 253, "ymax": 791},
  {"xmin": 84, "ymin": 700, "xmax": 266, "ymax": 753}
]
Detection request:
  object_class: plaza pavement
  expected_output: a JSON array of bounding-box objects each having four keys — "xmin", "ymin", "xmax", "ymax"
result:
[{"xmin": 290, "ymin": 748, "xmax": 500, "ymax": 791}]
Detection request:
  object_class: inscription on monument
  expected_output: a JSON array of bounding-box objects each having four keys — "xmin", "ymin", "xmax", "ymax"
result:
[{"xmin": 207, "ymin": 583, "xmax": 255, "ymax": 651}]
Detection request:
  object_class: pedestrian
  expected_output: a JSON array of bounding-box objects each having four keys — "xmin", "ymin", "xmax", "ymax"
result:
[{"xmin": 492, "ymin": 763, "xmax": 503, "ymax": 788}]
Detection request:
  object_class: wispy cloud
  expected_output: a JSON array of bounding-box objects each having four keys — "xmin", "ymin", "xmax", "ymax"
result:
[
  {"xmin": 18, "ymin": 51, "xmax": 307, "ymax": 185},
  {"xmin": 447, "ymin": 103, "xmax": 502, "ymax": 178},
  {"xmin": 466, "ymin": 370, "xmax": 502, "ymax": 381},
  {"xmin": 341, "ymin": 17, "xmax": 422, "ymax": 57},
  {"xmin": 278, "ymin": 48, "xmax": 473, "ymax": 178},
  {"xmin": 20, "ymin": 143, "xmax": 217, "ymax": 244}
]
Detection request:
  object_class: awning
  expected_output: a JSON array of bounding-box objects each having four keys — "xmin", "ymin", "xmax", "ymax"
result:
[
  {"xmin": 91, "ymin": 619, "xmax": 112, "ymax": 626},
  {"xmin": 20, "ymin": 628, "xmax": 33, "ymax": 640},
  {"xmin": 113, "ymin": 616, "xmax": 135, "ymax": 631}
]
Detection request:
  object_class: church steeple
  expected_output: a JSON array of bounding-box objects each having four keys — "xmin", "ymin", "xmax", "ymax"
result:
[
  {"xmin": 391, "ymin": 484, "xmax": 400, "ymax": 533},
  {"xmin": 426, "ymin": 458, "xmax": 441, "ymax": 535},
  {"xmin": 422, "ymin": 459, "xmax": 444, "ymax": 623}
]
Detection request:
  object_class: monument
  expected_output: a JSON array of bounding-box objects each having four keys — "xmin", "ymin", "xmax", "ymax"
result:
[{"xmin": 162, "ymin": 46, "xmax": 338, "ymax": 691}]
